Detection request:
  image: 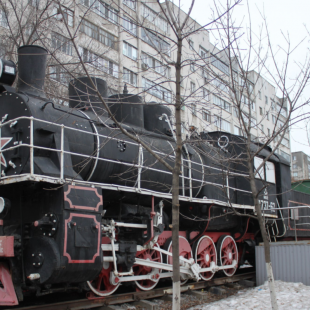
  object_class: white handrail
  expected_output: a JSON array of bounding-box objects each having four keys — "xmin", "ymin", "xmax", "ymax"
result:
[{"xmin": 0, "ymin": 116, "xmax": 257, "ymax": 199}]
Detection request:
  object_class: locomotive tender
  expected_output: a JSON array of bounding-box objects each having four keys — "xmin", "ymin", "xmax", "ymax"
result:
[{"xmin": 0, "ymin": 45, "xmax": 307, "ymax": 305}]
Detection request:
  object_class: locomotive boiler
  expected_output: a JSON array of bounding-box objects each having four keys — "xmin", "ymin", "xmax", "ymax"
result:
[{"xmin": 0, "ymin": 45, "xmax": 306, "ymax": 306}]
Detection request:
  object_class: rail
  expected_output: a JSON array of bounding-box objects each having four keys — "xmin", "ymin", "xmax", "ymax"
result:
[
  {"xmin": 0, "ymin": 116, "xmax": 270, "ymax": 212},
  {"xmin": 7, "ymin": 272, "xmax": 255, "ymax": 310}
]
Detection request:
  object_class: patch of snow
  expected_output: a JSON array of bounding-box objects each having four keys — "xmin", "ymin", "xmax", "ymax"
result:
[{"xmin": 189, "ymin": 280, "xmax": 310, "ymax": 310}]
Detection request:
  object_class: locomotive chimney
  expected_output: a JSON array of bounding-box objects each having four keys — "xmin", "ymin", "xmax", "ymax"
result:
[
  {"xmin": 17, "ymin": 45, "xmax": 48, "ymax": 97},
  {"xmin": 69, "ymin": 77, "xmax": 108, "ymax": 109}
]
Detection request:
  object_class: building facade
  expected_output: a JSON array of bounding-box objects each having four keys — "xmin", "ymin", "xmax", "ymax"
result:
[
  {"xmin": 291, "ymin": 151, "xmax": 310, "ymax": 181},
  {"xmin": 0, "ymin": 0, "xmax": 291, "ymax": 161}
]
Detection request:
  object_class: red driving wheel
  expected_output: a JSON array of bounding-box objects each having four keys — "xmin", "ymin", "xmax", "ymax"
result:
[
  {"xmin": 217, "ymin": 235, "xmax": 238, "ymax": 277},
  {"xmin": 165, "ymin": 236, "xmax": 193, "ymax": 285},
  {"xmin": 87, "ymin": 251, "xmax": 119, "ymax": 296},
  {"xmin": 194, "ymin": 236, "xmax": 217, "ymax": 280},
  {"xmin": 133, "ymin": 243, "xmax": 162, "ymax": 291}
]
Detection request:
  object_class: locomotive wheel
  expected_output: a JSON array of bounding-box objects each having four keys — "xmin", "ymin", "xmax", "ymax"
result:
[
  {"xmin": 165, "ymin": 236, "xmax": 193, "ymax": 285},
  {"xmin": 193, "ymin": 236, "xmax": 217, "ymax": 281},
  {"xmin": 216, "ymin": 235, "xmax": 238, "ymax": 277},
  {"xmin": 87, "ymin": 261, "xmax": 119, "ymax": 296},
  {"xmin": 133, "ymin": 243, "xmax": 162, "ymax": 291}
]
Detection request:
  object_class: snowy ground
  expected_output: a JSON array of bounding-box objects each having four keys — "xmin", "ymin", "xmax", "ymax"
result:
[{"xmin": 189, "ymin": 281, "xmax": 310, "ymax": 310}]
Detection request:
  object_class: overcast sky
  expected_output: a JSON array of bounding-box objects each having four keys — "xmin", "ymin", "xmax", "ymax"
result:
[{"xmin": 180, "ymin": 0, "xmax": 310, "ymax": 156}]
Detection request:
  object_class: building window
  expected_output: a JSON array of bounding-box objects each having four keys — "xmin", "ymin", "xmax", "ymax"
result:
[
  {"xmin": 278, "ymin": 120, "xmax": 284, "ymax": 129},
  {"xmin": 259, "ymin": 107, "xmax": 263, "ymax": 115},
  {"xmin": 203, "ymin": 88, "xmax": 208, "ymax": 100},
  {"xmin": 213, "ymin": 78, "xmax": 229, "ymax": 94},
  {"xmin": 80, "ymin": 0, "xmax": 118, "ymax": 24},
  {"xmin": 189, "ymin": 39, "xmax": 194, "ymax": 50},
  {"xmin": 241, "ymin": 96, "xmax": 255, "ymax": 111},
  {"xmin": 233, "ymin": 107, "xmax": 239, "ymax": 118},
  {"xmin": 52, "ymin": 33, "xmax": 73, "ymax": 56},
  {"xmin": 280, "ymin": 150, "xmax": 290, "ymax": 162},
  {"xmin": 293, "ymin": 172, "xmax": 298, "ymax": 177},
  {"xmin": 0, "ymin": 10, "xmax": 8, "ymax": 28},
  {"xmin": 25, "ymin": 25, "xmax": 39, "ymax": 42},
  {"xmin": 267, "ymin": 128, "xmax": 270, "ymax": 137},
  {"xmin": 123, "ymin": 16, "xmax": 137, "ymax": 35},
  {"xmin": 141, "ymin": 28, "xmax": 170, "ymax": 56},
  {"xmin": 142, "ymin": 77, "xmax": 172, "ymax": 103},
  {"xmin": 190, "ymin": 62, "xmax": 195, "ymax": 72},
  {"xmin": 141, "ymin": 4, "xmax": 169, "ymax": 34},
  {"xmin": 293, "ymin": 155, "xmax": 296, "ymax": 161},
  {"xmin": 213, "ymin": 95, "xmax": 231, "ymax": 113},
  {"xmin": 281, "ymin": 137, "xmax": 289, "ymax": 148},
  {"xmin": 266, "ymin": 112, "xmax": 269, "ymax": 120},
  {"xmin": 201, "ymin": 68, "xmax": 208, "ymax": 82},
  {"xmin": 260, "ymin": 124, "xmax": 264, "ymax": 133},
  {"xmin": 53, "ymin": 6, "xmax": 74, "ymax": 27},
  {"xmin": 272, "ymin": 115, "xmax": 276, "ymax": 124},
  {"xmin": 141, "ymin": 53, "xmax": 170, "ymax": 78},
  {"xmin": 49, "ymin": 66, "xmax": 70, "ymax": 85},
  {"xmin": 234, "ymin": 126, "xmax": 241, "ymax": 136},
  {"xmin": 258, "ymin": 90, "xmax": 261, "ymax": 99},
  {"xmin": 243, "ymin": 114, "xmax": 256, "ymax": 127},
  {"xmin": 214, "ymin": 115, "xmax": 230, "ymax": 132},
  {"xmin": 191, "ymin": 103, "xmax": 197, "ymax": 116},
  {"xmin": 80, "ymin": 19, "xmax": 117, "ymax": 49},
  {"xmin": 210, "ymin": 54, "xmax": 229, "ymax": 76},
  {"xmin": 123, "ymin": 68, "xmax": 137, "ymax": 87},
  {"xmin": 123, "ymin": 0, "xmax": 136, "ymax": 10},
  {"xmin": 203, "ymin": 110, "xmax": 211, "ymax": 122},
  {"xmin": 181, "ymin": 122, "xmax": 186, "ymax": 134},
  {"xmin": 190, "ymin": 82, "xmax": 195, "ymax": 93},
  {"xmin": 200, "ymin": 46, "xmax": 208, "ymax": 59},
  {"xmin": 80, "ymin": 47, "xmax": 119, "ymax": 78},
  {"xmin": 28, "ymin": 0, "xmax": 39, "ymax": 8},
  {"xmin": 265, "ymin": 95, "xmax": 268, "ymax": 105},
  {"xmin": 123, "ymin": 41, "xmax": 137, "ymax": 60},
  {"xmin": 0, "ymin": 43, "xmax": 5, "ymax": 58},
  {"xmin": 240, "ymin": 79, "xmax": 254, "ymax": 94}
]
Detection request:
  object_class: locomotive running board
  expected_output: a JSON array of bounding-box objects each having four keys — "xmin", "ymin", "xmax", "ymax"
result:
[{"xmin": 0, "ymin": 173, "xmax": 278, "ymax": 218}]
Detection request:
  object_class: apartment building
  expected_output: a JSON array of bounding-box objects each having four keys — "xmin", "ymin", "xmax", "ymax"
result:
[
  {"xmin": 0, "ymin": 0, "xmax": 291, "ymax": 161},
  {"xmin": 291, "ymin": 151, "xmax": 310, "ymax": 181}
]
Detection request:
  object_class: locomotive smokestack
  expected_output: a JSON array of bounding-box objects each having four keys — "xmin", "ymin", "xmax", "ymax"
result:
[
  {"xmin": 69, "ymin": 77, "xmax": 108, "ymax": 109},
  {"xmin": 17, "ymin": 45, "xmax": 48, "ymax": 97}
]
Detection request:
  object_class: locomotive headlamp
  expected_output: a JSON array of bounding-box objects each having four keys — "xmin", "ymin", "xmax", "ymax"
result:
[
  {"xmin": 0, "ymin": 59, "xmax": 16, "ymax": 86},
  {"xmin": 0, "ymin": 197, "xmax": 10, "ymax": 219}
]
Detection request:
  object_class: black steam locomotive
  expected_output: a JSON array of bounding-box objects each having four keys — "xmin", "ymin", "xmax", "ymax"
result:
[{"xmin": 0, "ymin": 45, "xmax": 308, "ymax": 305}]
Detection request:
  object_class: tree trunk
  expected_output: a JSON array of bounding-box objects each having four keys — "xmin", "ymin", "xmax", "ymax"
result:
[
  {"xmin": 248, "ymin": 160, "xmax": 278, "ymax": 310},
  {"xmin": 171, "ymin": 36, "xmax": 183, "ymax": 310}
]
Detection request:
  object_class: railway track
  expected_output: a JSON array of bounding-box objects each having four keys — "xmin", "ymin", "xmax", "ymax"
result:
[{"xmin": 8, "ymin": 272, "xmax": 255, "ymax": 310}]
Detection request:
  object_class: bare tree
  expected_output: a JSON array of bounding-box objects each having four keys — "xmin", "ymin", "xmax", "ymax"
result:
[{"xmin": 205, "ymin": 1, "xmax": 310, "ymax": 309}]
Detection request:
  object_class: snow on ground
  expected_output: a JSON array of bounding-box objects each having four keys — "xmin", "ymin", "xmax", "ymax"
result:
[{"xmin": 189, "ymin": 280, "xmax": 310, "ymax": 310}]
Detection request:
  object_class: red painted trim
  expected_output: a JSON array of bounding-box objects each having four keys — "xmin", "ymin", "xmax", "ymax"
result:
[
  {"xmin": 0, "ymin": 263, "xmax": 18, "ymax": 305},
  {"xmin": 144, "ymin": 196, "xmax": 154, "ymax": 246},
  {"xmin": 0, "ymin": 236, "xmax": 14, "ymax": 257},
  {"xmin": 64, "ymin": 213, "xmax": 100, "ymax": 263},
  {"xmin": 190, "ymin": 204, "xmax": 214, "ymax": 245},
  {"xmin": 156, "ymin": 230, "xmax": 254, "ymax": 247},
  {"xmin": 288, "ymin": 200, "xmax": 310, "ymax": 232},
  {"xmin": 64, "ymin": 185, "xmax": 103, "ymax": 212}
]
